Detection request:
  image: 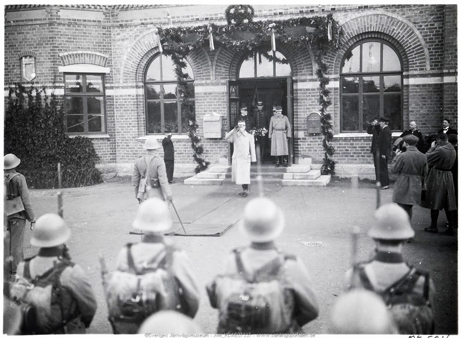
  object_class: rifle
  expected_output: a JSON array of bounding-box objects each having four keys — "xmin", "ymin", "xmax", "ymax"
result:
[
  {"xmin": 348, "ymin": 226, "xmax": 361, "ymax": 289},
  {"xmin": 58, "ymin": 163, "xmax": 64, "ymax": 217},
  {"xmin": 98, "ymin": 254, "xmax": 117, "ymax": 334},
  {"xmin": 54, "ymin": 260, "xmax": 68, "ymax": 334},
  {"xmin": 375, "ymin": 150, "xmax": 381, "ymax": 209}
]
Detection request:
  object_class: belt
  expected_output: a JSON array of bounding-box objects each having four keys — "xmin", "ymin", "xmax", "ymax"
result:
[
  {"xmin": 435, "ymin": 168, "xmax": 452, "ymax": 172},
  {"xmin": 273, "ymin": 129, "xmax": 285, "ymax": 131}
]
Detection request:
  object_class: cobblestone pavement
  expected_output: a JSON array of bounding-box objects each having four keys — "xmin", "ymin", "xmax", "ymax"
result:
[{"xmin": 24, "ymin": 178, "xmax": 458, "ymax": 334}]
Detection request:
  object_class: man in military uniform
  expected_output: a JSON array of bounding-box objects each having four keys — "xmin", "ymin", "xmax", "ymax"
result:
[
  {"xmin": 15, "ymin": 213, "xmax": 98, "ymax": 334},
  {"xmin": 236, "ymin": 103, "xmax": 254, "ymax": 133},
  {"xmin": 345, "ymin": 203, "xmax": 436, "ymax": 334},
  {"xmin": 253, "ymin": 101, "xmax": 269, "ymax": 163},
  {"xmin": 4, "ymin": 154, "xmax": 36, "ymax": 277},
  {"xmin": 132, "ymin": 136, "xmax": 172, "ymax": 203},
  {"xmin": 398, "ymin": 121, "xmax": 424, "ymax": 153}
]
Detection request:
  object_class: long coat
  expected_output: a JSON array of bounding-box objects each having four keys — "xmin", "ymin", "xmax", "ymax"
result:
[
  {"xmin": 269, "ymin": 115, "xmax": 291, "ymax": 156},
  {"xmin": 391, "ymin": 146, "xmax": 428, "ymax": 205},
  {"xmin": 225, "ymin": 128, "xmax": 256, "ymax": 185},
  {"xmin": 421, "ymin": 142, "xmax": 457, "ymax": 210}
]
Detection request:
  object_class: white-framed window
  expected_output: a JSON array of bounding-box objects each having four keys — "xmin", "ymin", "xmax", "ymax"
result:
[
  {"xmin": 21, "ymin": 55, "xmax": 36, "ymax": 82},
  {"xmin": 340, "ymin": 40, "xmax": 403, "ymax": 132},
  {"xmin": 145, "ymin": 54, "xmax": 195, "ymax": 134},
  {"xmin": 64, "ymin": 73, "xmax": 106, "ymax": 134},
  {"xmin": 239, "ymin": 50, "xmax": 291, "ymax": 78}
]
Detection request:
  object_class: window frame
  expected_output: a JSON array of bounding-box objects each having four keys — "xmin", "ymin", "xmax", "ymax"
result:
[
  {"xmin": 144, "ymin": 54, "xmax": 195, "ymax": 135},
  {"xmin": 238, "ymin": 50, "xmax": 292, "ymax": 78},
  {"xmin": 20, "ymin": 55, "xmax": 36, "ymax": 82},
  {"xmin": 63, "ymin": 73, "xmax": 107, "ymax": 135},
  {"xmin": 340, "ymin": 39, "xmax": 403, "ymax": 133}
]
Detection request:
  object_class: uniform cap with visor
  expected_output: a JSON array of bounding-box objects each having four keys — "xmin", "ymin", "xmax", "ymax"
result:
[
  {"xmin": 368, "ymin": 203, "xmax": 414, "ymax": 240},
  {"xmin": 31, "ymin": 213, "xmax": 71, "ymax": 248}
]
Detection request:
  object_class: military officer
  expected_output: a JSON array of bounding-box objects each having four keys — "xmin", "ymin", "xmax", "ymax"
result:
[{"xmin": 253, "ymin": 101, "xmax": 269, "ymax": 163}]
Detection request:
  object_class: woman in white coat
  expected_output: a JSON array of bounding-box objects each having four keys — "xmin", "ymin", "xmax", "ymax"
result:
[{"xmin": 225, "ymin": 120, "xmax": 256, "ymax": 197}]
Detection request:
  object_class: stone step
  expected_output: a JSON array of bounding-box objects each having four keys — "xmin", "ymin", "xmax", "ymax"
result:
[
  {"xmin": 183, "ymin": 177, "xmax": 224, "ymax": 185},
  {"xmin": 282, "ymin": 175, "xmax": 331, "ymax": 186},
  {"xmin": 283, "ymin": 169, "xmax": 321, "ymax": 180}
]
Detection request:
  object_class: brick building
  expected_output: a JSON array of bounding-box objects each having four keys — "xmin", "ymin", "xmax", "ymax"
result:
[{"xmin": 4, "ymin": 5, "xmax": 458, "ymax": 179}]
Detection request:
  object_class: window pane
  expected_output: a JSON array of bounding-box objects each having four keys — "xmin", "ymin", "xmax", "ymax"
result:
[
  {"xmin": 22, "ymin": 56, "xmax": 35, "ymax": 81},
  {"xmin": 363, "ymin": 95, "xmax": 380, "ymax": 131},
  {"xmin": 88, "ymin": 115, "xmax": 102, "ymax": 132},
  {"xmin": 66, "ymin": 115, "xmax": 85, "ymax": 133},
  {"xmin": 362, "ymin": 42, "xmax": 381, "ymax": 73},
  {"xmin": 86, "ymin": 75, "xmax": 103, "ymax": 93},
  {"xmin": 382, "ymin": 44, "xmax": 401, "ymax": 71},
  {"xmin": 65, "ymin": 75, "xmax": 83, "ymax": 93},
  {"xmin": 87, "ymin": 97, "xmax": 103, "ymax": 115},
  {"xmin": 164, "ymin": 102, "xmax": 178, "ymax": 133},
  {"xmin": 163, "ymin": 84, "xmax": 177, "ymax": 99},
  {"xmin": 161, "ymin": 55, "xmax": 177, "ymax": 81},
  {"xmin": 146, "ymin": 85, "xmax": 161, "ymax": 100},
  {"xmin": 184, "ymin": 82, "xmax": 195, "ymax": 99},
  {"xmin": 257, "ymin": 55, "xmax": 274, "ymax": 77},
  {"xmin": 275, "ymin": 51, "xmax": 291, "ymax": 76},
  {"xmin": 65, "ymin": 97, "xmax": 83, "ymax": 115},
  {"xmin": 384, "ymin": 94, "xmax": 402, "ymax": 130},
  {"xmin": 146, "ymin": 57, "xmax": 161, "ymax": 81},
  {"xmin": 342, "ymin": 45, "xmax": 360, "ymax": 73},
  {"xmin": 342, "ymin": 77, "xmax": 359, "ymax": 94},
  {"xmin": 239, "ymin": 58, "xmax": 255, "ymax": 78},
  {"xmin": 147, "ymin": 101, "xmax": 161, "ymax": 134},
  {"xmin": 342, "ymin": 96, "xmax": 359, "ymax": 131},
  {"xmin": 383, "ymin": 76, "xmax": 401, "ymax": 92},
  {"xmin": 363, "ymin": 76, "xmax": 380, "ymax": 93}
]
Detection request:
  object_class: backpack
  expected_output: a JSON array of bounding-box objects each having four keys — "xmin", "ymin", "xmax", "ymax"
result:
[
  {"xmin": 4, "ymin": 173, "xmax": 25, "ymax": 216},
  {"xmin": 104, "ymin": 243, "xmax": 185, "ymax": 334},
  {"xmin": 209, "ymin": 248, "xmax": 295, "ymax": 334},
  {"xmin": 136, "ymin": 157, "xmax": 160, "ymax": 201},
  {"xmin": 10, "ymin": 258, "xmax": 75, "ymax": 334},
  {"xmin": 355, "ymin": 264, "xmax": 435, "ymax": 334}
]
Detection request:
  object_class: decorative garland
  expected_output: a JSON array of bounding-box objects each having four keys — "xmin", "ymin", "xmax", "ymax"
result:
[{"xmin": 157, "ymin": 12, "xmax": 342, "ymax": 174}]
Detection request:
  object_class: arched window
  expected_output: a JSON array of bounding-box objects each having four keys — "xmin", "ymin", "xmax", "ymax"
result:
[
  {"xmin": 145, "ymin": 54, "xmax": 194, "ymax": 134},
  {"xmin": 340, "ymin": 40, "xmax": 403, "ymax": 132},
  {"xmin": 239, "ymin": 50, "xmax": 291, "ymax": 78}
]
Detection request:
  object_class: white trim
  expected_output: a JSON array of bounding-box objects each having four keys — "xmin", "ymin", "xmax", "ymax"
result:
[
  {"xmin": 334, "ymin": 132, "xmax": 402, "ymax": 138},
  {"xmin": 58, "ymin": 64, "xmax": 111, "ymax": 73},
  {"xmin": 68, "ymin": 134, "xmax": 110, "ymax": 139},
  {"xmin": 295, "ymin": 81, "xmax": 340, "ymax": 89},
  {"xmin": 106, "ymin": 88, "xmax": 137, "ymax": 96},
  {"xmin": 137, "ymin": 135, "xmax": 190, "ymax": 140},
  {"xmin": 195, "ymin": 85, "xmax": 227, "ymax": 93}
]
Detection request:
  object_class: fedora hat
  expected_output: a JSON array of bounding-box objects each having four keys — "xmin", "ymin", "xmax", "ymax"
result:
[
  {"xmin": 4, "ymin": 154, "xmax": 21, "ymax": 170},
  {"xmin": 143, "ymin": 136, "xmax": 161, "ymax": 150}
]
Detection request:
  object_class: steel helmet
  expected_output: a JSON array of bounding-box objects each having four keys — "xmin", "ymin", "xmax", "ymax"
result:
[
  {"xmin": 31, "ymin": 213, "xmax": 71, "ymax": 248},
  {"xmin": 328, "ymin": 289, "xmax": 397, "ymax": 334},
  {"xmin": 143, "ymin": 136, "xmax": 160, "ymax": 150},
  {"xmin": 4, "ymin": 154, "xmax": 21, "ymax": 170},
  {"xmin": 368, "ymin": 203, "xmax": 414, "ymax": 240},
  {"xmin": 239, "ymin": 197, "xmax": 284, "ymax": 243},
  {"xmin": 138, "ymin": 311, "xmax": 203, "ymax": 334},
  {"xmin": 133, "ymin": 197, "xmax": 172, "ymax": 232}
]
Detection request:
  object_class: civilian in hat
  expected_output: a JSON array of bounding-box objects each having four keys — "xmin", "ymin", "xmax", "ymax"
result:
[
  {"xmin": 366, "ymin": 117, "xmax": 381, "ymax": 182},
  {"xmin": 438, "ymin": 118, "xmax": 457, "ymax": 135},
  {"xmin": 13, "ymin": 213, "xmax": 97, "ymax": 334},
  {"xmin": 207, "ymin": 197, "xmax": 319, "ymax": 333},
  {"xmin": 377, "ymin": 117, "xmax": 392, "ymax": 189},
  {"xmin": 345, "ymin": 203, "xmax": 436, "ymax": 334},
  {"xmin": 4, "ymin": 154, "xmax": 36, "ymax": 277},
  {"xmin": 327, "ymin": 289, "xmax": 398, "ymax": 334},
  {"xmin": 253, "ymin": 101, "xmax": 269, "ymax": 163},
  {"xmin": 269, "ymin": 106, "xmax": 292, "ymax": 167},
  {"xmin": 225, "ymin": 120, "xmax": 256, "ymax": 197},
  {"xmin": 398, "ymin": 121, "xmax": 425, "ymax": 153},
  {"xmin": 236, "ymin": 103, "xmax": 254, "ymax": 133},
  {"xmin": 422, "ymin": 132, "xmax": 457, "ymax": 235},
  {"xmin": 162, "ymin": 132, "xmax": 175, "ymax": 184},
  {"xmin": 391, "ymin": 134, "xmax": 428, "ymax": 237},
  {"xmin": 110, "ymin": 198, "xmax": 200, "ymax": 333},
  {"xmin": 132, "ymin": 136, "xmax": 172, "ymax": 203}
]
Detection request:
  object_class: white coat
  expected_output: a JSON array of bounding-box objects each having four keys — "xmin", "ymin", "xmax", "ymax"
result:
[{"xmin": 225, "ymin": 128, "xmax": 256, "ymax": 185}]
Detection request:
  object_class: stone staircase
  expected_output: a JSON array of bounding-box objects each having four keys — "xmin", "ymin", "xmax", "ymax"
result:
[{"xmin": 184, "ymin": 159, "xmax": 331, "ymax": 186}]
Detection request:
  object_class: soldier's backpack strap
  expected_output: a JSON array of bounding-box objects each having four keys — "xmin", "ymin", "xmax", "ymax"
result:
[
  {"xmin": 386, "ymin": 266, "xmax": 431, "ymax": 303},
  {"xmin": 23, "ymin": 256, "xmax": 35, "ymax": 280},
  {"xmin": 355, "ymin": 264, "xmax": 375, "ymax": 291},
  {"xmin": 233, "ymin": 248, "xmax": 286, "ymax": 283},
  {"xmin": 5, "ymin": 173, "xmax": 20, "ymax": 200},
  {"xmin": 125, "ymin": 243, "xmax": 137, "ymax": 274}
]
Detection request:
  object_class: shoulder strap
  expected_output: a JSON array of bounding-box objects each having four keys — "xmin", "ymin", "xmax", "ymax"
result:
[
  {"xmin": 5, "ymin": 173, "xmax": 21, "ymax": 199},
  {"xmin": 355, "ymin": 264, "xmax": 375, "ymax": 291},
  {"xmin": 125, "ymin": 243, "xmax": 137, "ymax": 274},
  {"xmin": 233, "ymin": 249, "xmax": 284, "ymax": 283},
  {"xmin": 387, "ymin": 267, "xmax": 431, "ymax": 302}
]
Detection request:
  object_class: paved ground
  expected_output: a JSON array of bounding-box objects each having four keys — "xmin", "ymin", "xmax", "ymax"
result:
[{"xmin": 23, "ymin": 177, "xmax": 458, "ymax": 334}]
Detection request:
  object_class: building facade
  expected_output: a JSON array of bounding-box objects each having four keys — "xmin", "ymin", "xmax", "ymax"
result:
[{"xmin": 4, "ymin": 4, "xmax": 458, "ymax": 178}]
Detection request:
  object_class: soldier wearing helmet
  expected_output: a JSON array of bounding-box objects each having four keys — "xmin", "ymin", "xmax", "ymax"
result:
[
  {"xmin": 207, "ymin": 197, "xmax": 319, "ymax": 333},
  {"xmin": 15, "ymin": 213, "xmax": 97, "ymax": 333},
  {"xmin": 114, "ymin": 198, "xmax": 200, "ymax": 319},
  {"xmin": 328, "ymin": 289, "xmax": 398, "ymax": 334},
  {"xmin": 4, "ymin": 154, "xmax": 36, "ymax": 277},
  {"xmin": 344, "ymin": 203, "xmax": 436, "ymax": 334},
  {"xmin": 132, "ymin": 136, "xmax": 172, "ymax": 203}
]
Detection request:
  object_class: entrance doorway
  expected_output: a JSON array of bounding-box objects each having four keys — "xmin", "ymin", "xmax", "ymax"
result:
[{"xmin": 227, "ymin": 77, "xmax": 294, "ymax": 165}]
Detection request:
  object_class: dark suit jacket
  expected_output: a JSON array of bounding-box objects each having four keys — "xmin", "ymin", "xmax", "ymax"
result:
[
  {"xmin": 378, "ymin": 125, "xmax": 392, "ymax": 158},
  {"xmin": 400, "ymin": 129, "xmax": 424, "ymax": 152},
  {"xmin": 162, "ymin": 137, "xmax": 174, "ymax": 161},
  {"xmin": 438, "ymin": 128, "xmax": 458, "ymax": 135},
  {"xmin": 367, "ymin": 124, "xmax": 381, "ymax": 154}
]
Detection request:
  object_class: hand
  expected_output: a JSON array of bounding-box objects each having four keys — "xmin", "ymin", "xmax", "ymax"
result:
[
  {"xmin": 395, "ymin": 149, "xmax": 402, "ymax": 156},
  {"xmin": 167, "ymin": 196, "xmax": 173, "ymax": 202},
  {"xmin": 381, "ymin": 155, "xmax": 386, "ymax": 159},
  {"xmin": 431, "ymin": 141, "xmax": 436, "ymax": 148},
  {"xmin": 234, "ymin": 125, "xmax": 239, "ymax": 131}
]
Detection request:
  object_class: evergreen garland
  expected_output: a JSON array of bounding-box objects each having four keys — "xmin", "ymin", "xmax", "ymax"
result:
[{"xmin": 157, "ymin": 13, "xmax": 342, "ymax": 174}]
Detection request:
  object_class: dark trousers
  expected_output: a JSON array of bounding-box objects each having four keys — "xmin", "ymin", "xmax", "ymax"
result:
[
  {"xmin": 431, "ymin": 209, "xmax": 457, "ymax": 228},
  {"xmin": 372, "ymin": 152, "xmax": 380, "ymax": 181},
  {"xmin": 165, "ymin": 160, "xmax": 174, "ymax": 182},
  {"xmin": 7, "ymin": 218, "xmax": 26, "ymax": 274},
  {"xmin": 256, "ymin": 136, "xmax": 267, "ymax": 163},
  {"xmin": 378, "ymin": 155, "xmax": 390, "ymax": 187}
]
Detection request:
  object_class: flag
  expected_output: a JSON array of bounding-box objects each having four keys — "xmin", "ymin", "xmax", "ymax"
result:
[
  {"xmin": 208, "ymin": 26, "xmax": 215, "ymax": 51},
  {"xmin": 328, "ymin": 20, "xmax": 332, "ymax": 41}
]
